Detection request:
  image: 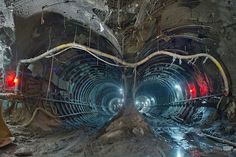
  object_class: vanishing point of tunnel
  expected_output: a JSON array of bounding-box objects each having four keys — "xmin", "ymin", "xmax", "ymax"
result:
[{"xmin": 1, "ymin": 0, "xmax": 236, "ymax": 157}]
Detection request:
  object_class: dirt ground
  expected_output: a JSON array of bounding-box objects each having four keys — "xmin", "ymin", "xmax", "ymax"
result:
[
  {"xmin": 1, "ymin": 122, "xmax": 236, "ymax": 157},
  {"xmin": 0, "ymin": 118, "xmax": 169, "ymax": 157},
  {"xmin": 1, "ymin": 107, "xmax": 236, "ymax": 157}
]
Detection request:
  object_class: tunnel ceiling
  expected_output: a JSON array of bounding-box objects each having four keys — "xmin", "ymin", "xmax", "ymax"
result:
[{"xmin": 0, "ymin": 0, "xmax": 236, "ymax": 129}]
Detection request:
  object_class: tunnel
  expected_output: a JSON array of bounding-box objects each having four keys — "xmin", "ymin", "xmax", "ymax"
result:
[
  {"xmin": 12, "ymin": 12, "xmax": 228, "ymax": 130},
  {"xmin": 1, "ymin": 0, "xmax": 236, "ymax": 157}
]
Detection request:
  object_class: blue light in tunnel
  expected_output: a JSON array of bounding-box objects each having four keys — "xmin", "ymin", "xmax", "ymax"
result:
[
  {"xmin": 151, "ymin": 97, "xmax": 155, "ymax": 102},
  {"xmin": 202, "ymin": 100, "xmax": 207, "ymax": 104},
  {"xmin": 174, "ymin": 84, "xmax": 183, "ymax": 102},
  {"xmin": 121, "ymin": 98, "xmax": 124, "ymax": 102},
  {"xmin": 174, "ymin": 84, "xmax": 181, "ymax": 91},
  {"xmin": 176, "ymin": 148, "xmax": 182, "ymax": 157},
  {"xmin": 119, "ymin": 88, "xmax": 124, "ymax": 95}
]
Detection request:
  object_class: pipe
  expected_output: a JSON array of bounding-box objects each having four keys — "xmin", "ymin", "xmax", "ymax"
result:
[
  {"xmin": 13, "ymin": 42, "xmax": 229, "ymax": 96},
  {"xmin": 0, "ymin": 93, "xmax": 23, "ymax": 100}
]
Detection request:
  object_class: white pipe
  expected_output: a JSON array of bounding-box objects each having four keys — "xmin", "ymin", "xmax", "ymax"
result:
[{"xmin": 13, "ymin": 42, "xmax": 230, "ymax": 96}]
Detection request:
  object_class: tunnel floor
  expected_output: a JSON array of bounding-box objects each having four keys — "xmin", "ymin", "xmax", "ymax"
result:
[{"xmin": 1, "ymin": 108, "xmax": 236, "ymax": 157}]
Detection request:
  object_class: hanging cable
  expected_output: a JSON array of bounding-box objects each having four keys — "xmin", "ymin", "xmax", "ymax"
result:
[
  {"xmin": 13, "ymin": 42, "xmax": 230, "ymax": 96},
  {"xmin": 46, "ymin": 57, "xmax": 54, "ymax": 100}
]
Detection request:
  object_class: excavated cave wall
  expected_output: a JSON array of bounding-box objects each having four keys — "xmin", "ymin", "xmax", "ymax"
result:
[
  {"xmin": 1, "ymin": 0, "xmax": 236, "ymax": 98},
  {"xmin": 158, "ymin": 0, "xmax": 236, "ymax": 95},
  {"xmin": 0, "ymin": 1, "xmax": 14, "ymax": 71},
  {"xmin": 13, "ymin": 0, "xmax": 121, "ymax": 58}
]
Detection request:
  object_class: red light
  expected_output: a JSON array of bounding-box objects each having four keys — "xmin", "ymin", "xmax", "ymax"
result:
[
  {"xmin": 5, "ymin": 72, "xmax": 17, "ymax": 88},
  {"xmin": 14, "ymin": 78, "xmax": 19, "ymax": 84},
  {"xmin": 199, "ymin": 84, "xmax": 208, "ymax": 96},
  {"xmin": 188, "ymin": 83, "xmax": 197, "ymax": 98},
  {"xmin": 196, "ymin": 75, "xmax": 209, "ymax": 96}
]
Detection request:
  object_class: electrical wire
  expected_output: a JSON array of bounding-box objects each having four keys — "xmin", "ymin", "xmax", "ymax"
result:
[{"xmin": 15, "ymin": 42, "xmax": 230, "ymax": 95}]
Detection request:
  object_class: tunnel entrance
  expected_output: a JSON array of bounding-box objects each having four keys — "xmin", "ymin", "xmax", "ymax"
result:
[{"xmin": 4, "ymin": 40, "xmax": 229, "ymax": 129}]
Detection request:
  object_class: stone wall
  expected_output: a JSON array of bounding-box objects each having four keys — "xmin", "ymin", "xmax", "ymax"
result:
[{"xmin": 0, "ymin": 0, "xmax": 15, "ymax": 71}]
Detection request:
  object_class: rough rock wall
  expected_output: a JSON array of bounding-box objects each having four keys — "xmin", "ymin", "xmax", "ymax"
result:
[
  {"xmin": 0, "ymin": 1, "xmax": 15, "ymax": 72},
  {"xmin": 216, "ymin": 0, "xmax": 236, "ymax": 95},
  {"xmin": 157, "ymin": 0, "xmax": 236, "ymax": 95},
  {"xmin": 13, "ymin": 0, "xmax": 120, "ymax": 54}
]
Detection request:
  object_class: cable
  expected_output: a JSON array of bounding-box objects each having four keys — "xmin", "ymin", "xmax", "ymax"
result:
[
  {"xmin": 15, "ymin": 42, "xmax": 230, "ymax": 95},
  {"xmin": 46, "ymin": 57, "xmax": 54, "ymax": 99},
  {"xmin": 23, "ymin": 107, "xmax": 59, "ymax": 127}
]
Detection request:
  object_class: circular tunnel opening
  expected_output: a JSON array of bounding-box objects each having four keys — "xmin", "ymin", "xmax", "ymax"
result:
[
  {"xmin": 14, "ymin": 12, "xmax": 124, "ymax": 129},
  {"xmin": 133, "ymin": 26, "xmax": 228, "ymax": 129}
]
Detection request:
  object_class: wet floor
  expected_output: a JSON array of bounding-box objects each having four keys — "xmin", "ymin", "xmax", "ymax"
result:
[
  {"xmin": 1, "ymin": 114, "xmax": 236, "ymax": 157},
  {"xmin": 151, "ymin": 117, "xmax": 236, "ymax": 157}
]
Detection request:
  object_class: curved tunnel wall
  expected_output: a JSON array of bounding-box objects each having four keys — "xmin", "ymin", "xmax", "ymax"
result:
[
  {"xmin": 56, "ymin": 52, "xmax": 123, "ymax": 127},
  {"xmin": 134, "ymin": 25, "xmax": 227, "ymax": 124},
  {"xmin": 10, "ymin": 1, "xmax": 232, "ymax": 129},
  {"xmin": 13, "ymin": 12, "xmax": 124, "ymax": 128}
]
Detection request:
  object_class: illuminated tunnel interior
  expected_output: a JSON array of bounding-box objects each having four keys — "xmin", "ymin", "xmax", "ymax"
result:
[
  {"xmin": 135, "ymin": 31, "xmax": 226, "ymax": 124},
  {"xmin": 11, "ymin": 12, "xmax": 227, "ymax": 130},
  {"xmin": 1, "ymin": 0, "xmax": 236, "ymax": 157},
  {"xmin": 15, "ymin": 13, "xmax": 125, "ymax": 128}
]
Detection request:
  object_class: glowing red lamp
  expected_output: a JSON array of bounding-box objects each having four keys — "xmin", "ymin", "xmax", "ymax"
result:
[
  {"xmin": 5, "ymin": 72, "xmax": 17, "ymax": 88},
  {"xmin": 188, "ymin": 83, "xmax": 197, "ymax": 98}
]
